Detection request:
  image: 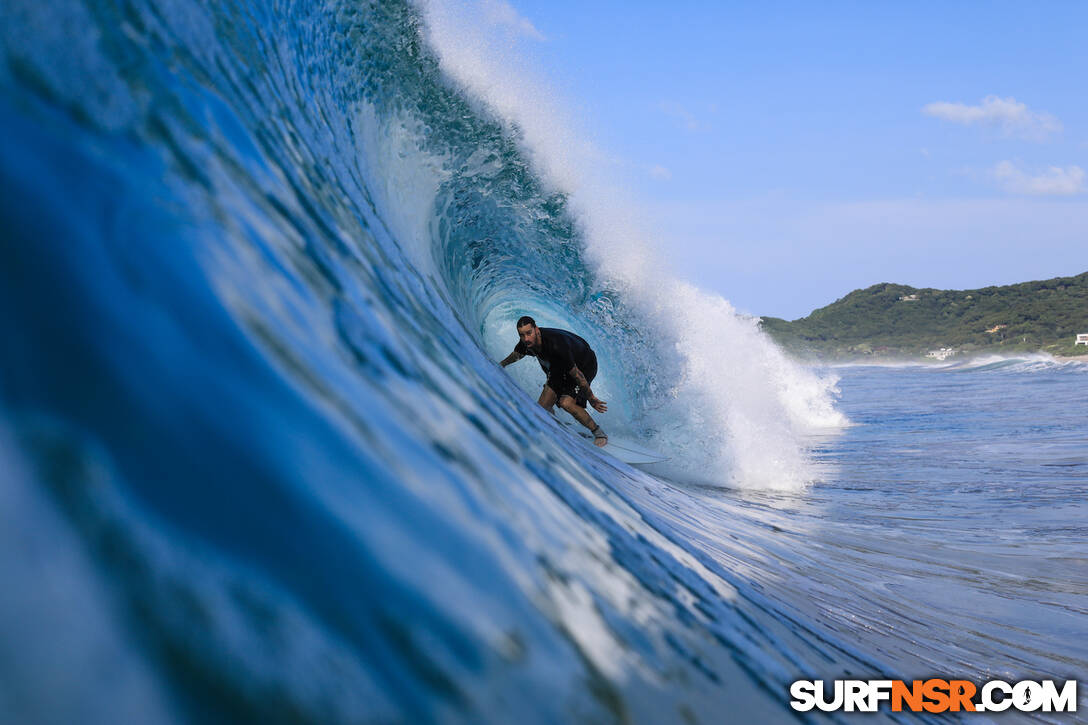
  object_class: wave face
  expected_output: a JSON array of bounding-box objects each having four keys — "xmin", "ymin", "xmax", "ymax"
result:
[
  {"xmin": 0, "ymin": 0, "xmax": 844, "ymax": 720},
  {"xmin": 4, "ymin": 0, "xmax": 1084, "ymax": 723}
]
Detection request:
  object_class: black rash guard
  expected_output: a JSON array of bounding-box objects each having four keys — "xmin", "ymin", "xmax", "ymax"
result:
[{"xmin": 515, "ymin": 327, "xmax": 598, "ymax": 401}]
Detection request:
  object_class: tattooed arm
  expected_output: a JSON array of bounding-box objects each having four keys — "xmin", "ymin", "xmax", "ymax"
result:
[
  {"xmin": 500, "ymin": 348, "xmax": 524, "ymax": 367},
  {"xmin": 569, "ymin": 365, "xmax": 608, "ymax": 412}
]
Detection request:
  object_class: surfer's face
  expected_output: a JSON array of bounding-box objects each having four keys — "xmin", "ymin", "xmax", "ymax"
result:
[{"xmin": 518, "ymin": 323, "xmax": 541, "ymax": 351}]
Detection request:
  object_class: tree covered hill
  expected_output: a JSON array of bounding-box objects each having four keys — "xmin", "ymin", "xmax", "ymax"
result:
[{"xmin": 760, "ymin": 271, "xmax": 1088, "ymax": 359}]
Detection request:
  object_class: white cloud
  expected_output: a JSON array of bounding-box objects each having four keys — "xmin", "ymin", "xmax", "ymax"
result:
[
  {"xmin": 479, "ymin": 0, "xmax": 546, "ymax": 41},
  {"xmin": 922, "ymin": 95, "xmax": 1061, "ymax": 140},
  {"xmin": 657, "ymin": 101, "xmax": 706, "ymax": 132},
  {"xmin": 992, "ymin": 161, "xmax": 1086, "ymax": 196},
  {"xmin": 648, "ymin": 164, "xmax": 672, "ymax": 180}
]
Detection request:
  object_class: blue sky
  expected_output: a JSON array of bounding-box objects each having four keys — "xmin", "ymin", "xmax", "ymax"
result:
[{"xmin": 471, "ymin": 0, "xmax": 1088, "ymax": 319}]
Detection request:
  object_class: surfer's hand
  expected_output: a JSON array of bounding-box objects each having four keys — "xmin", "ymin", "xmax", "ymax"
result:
[{"xmin": 589, "ymin": 397, "xmax": 607, "ymax": 413}]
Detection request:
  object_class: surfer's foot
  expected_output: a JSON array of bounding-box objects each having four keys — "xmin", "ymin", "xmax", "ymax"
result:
[{"xmin": 591, "ymin": 425, "xmax": 607, "ymax": 447}]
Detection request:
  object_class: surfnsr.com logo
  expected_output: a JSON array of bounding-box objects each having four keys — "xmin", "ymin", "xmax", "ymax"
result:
[{"xmin": 790, "ymin": 679, "xmax": 1078, "ymax": 713}]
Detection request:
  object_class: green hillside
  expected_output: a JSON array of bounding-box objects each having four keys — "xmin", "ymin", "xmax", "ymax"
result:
[{"xmin": 760, "ymin": 272, "xmax": 1088, "ymax": 360}]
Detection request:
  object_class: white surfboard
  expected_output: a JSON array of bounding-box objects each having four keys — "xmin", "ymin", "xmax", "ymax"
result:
[
  {"xmin": 559, "ymin": 419, "xmax": 669, "ymax": 465},
  {"xmin": 598, "ymin": 435, "xmax": 670, "ymax": 465}
]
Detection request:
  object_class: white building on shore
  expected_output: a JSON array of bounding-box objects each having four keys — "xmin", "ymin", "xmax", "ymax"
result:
[{"xmin": 1076, "ymin": 333, "xmax": 1088, "ymax": 346}]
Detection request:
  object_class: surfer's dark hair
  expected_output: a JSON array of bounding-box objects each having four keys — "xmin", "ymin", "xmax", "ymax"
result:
[{"xmin": 516, "ymin": 316, "xmax": 536, "ymax": 329}]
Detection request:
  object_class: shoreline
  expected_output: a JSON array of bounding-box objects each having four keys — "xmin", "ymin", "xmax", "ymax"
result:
[{"xmin": 792, "ymin": 350, "xmax": 1088, "ymax": 365}]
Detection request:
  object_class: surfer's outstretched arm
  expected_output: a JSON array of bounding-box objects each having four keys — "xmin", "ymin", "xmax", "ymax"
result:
[{"xmin": 499, "ymin": 349, "xmax": 524, "ymax": 367}]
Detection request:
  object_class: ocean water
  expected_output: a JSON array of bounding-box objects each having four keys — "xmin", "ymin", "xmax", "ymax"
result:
[{"xmin": 1, "ymin": 0, "xmax": 1085, "ymax": 723}]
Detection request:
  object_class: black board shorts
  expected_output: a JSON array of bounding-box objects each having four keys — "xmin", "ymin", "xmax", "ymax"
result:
[{"xmin": 546, "ymin": 352, "xmax": 597, "ymax": 407}]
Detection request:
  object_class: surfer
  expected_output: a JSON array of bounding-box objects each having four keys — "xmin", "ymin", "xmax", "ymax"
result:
[{"xmin": 499, "ymin": 316, "xmax": 609, "ymax": 447}]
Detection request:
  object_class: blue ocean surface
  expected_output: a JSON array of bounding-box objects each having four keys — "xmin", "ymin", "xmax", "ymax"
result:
[{"xmin": 1, "ymin": 0, "xmax": 1085, "ymax": 722}]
